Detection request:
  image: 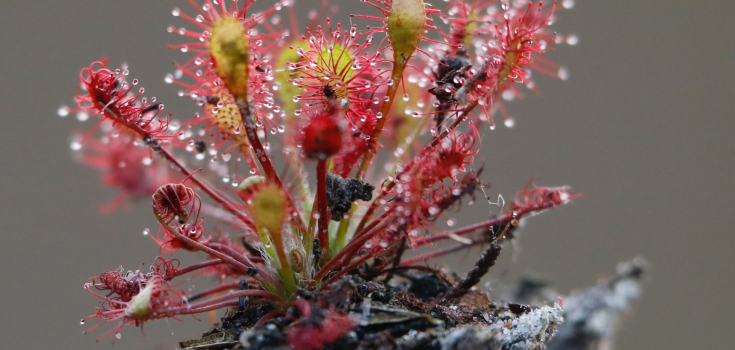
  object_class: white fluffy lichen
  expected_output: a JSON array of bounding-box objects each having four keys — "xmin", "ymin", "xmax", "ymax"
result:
[{"xmin": 440, "ymin": 304, "xmax": 564, "ymax": 350}]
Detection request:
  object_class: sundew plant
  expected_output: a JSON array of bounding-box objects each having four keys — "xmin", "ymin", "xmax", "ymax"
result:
[{"xmin": 59, "ymin": 0, "xmax": 580, "ymax": 346}]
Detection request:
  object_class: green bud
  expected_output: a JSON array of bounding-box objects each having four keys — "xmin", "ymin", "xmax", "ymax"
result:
[
  {"xmin": 387, "ymin": 0, "xmax": 427, "ymax": 65},
  {"xmin": 210, "ymin": 17, "xmax": 249, "ymax": 99},
  {"xmin": 251, "ymin": 185, "xmax": 287, "ymax": 235}
]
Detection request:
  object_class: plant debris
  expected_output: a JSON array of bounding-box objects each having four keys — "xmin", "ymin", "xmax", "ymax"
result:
[
  {"xmin": 547, "ymin": 258, "xmax": 646, "ymax": 350},
  {"xmin": 325, "ymin": 173, "xmax": 374, "ymax": 221},
  {"xmin": 177, "ymin": 258, "xmax": 643, "ymax": 350}
]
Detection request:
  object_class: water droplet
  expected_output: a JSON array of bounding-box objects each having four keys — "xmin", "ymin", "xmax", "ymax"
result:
[
  {"xmin": 70, "ymin": 141, "xmax": 82, "ymax": 151},
  {"xmin": 502, "ymin": 90, "xmax": 515, "ymax": 101},
  {"xmin": 403, "ymin": 94, "xmax": 409, "ymax": 101},
  {"xmin": 142, "ymin": 157, "xmax": 152, "ymax": 165},
  {"xmin": 142, "ymin": 228, "xmax": 150, "ymax": 236},
  {"xmin": 115, "ymin": 332, "xmax": 122, "ymax": 340},
  {"xmin": 446, "ymin": 218, "xmax": 456, "ymax": 227},
  {"xmin": 80, "ymin": 319, "xmax": 85, "ymax": 325},
  {"xmin": 76, "ymin": 112, "xmax": 89, "ymax": 122},
  {"xmin": 172, "ymin": 8, "xmax": 181, "ymax": 16},
  {"xmin": 557, "ymin": 67, "xmax": 569, "ymax": 80},
  {"xmin": 562, "ymin": 0, "xmax": 575, "ymax": 9},
  {"xmin": 222, "ymin": 153, "xmax": 231, "ymax": 161},
  {"xmin": 57, "ymin": 106, "xmax": 70, "ymax": 117},
  {"xmin": 504, "ymin": 118, "xmax": 515, "ymax": 128}
]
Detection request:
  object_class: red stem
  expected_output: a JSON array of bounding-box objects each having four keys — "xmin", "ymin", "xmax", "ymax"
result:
[
  {"xmin": 186, "ymin": 281, "xmax": 241, "ymax": 302},
  {"xmin": 314, "ymin": 219, "xmax": 389, "ymax": 282},
  {"xmin": 164, "ymin": 289, "xmax": 279, "ymax": 315},
  {"xmin": 172, "ymin": 300, "xmax": 240, "ymax": 315},
  {"xmin": 352, "ymin": 209, "xmax": 391, "ymax": 241},
  {"xmin": 316, "ymin": 159, "xmax": 330, "ymax": 260},
  {"xmin": 423, "ymin": 203, "xmax": 553, "ymax": 244},
  {"xmin": 238, "ymin": 100, "xmax": 305, "ymax": 228},
  {"xmin": 164, "ymin": 259, "xmax": 223, "ymax": 280},
  {"xmin": 321, "ymin": 249, "xmax": 378, "ymax": 288},
  {"xmin": 356, "ymin": 67, "xmax": 404, "ymax": 179},
  {"xmin": 336, "ymin": 207, "xmax": 397, "ymax": 266},
  {"xmin": 399, "ymin": 239, "xmax": 491, "ymax": 266},
  {"xmin": 239, "ymin": 100, "xmax": 280, "ymax": 183},
  {"xmin": 163, "ymin": 224, "xmax": 253, "ymax": 274},
  {"xmin": 206, "ymin": 242, "xmax": 264, "ymax": 266}
]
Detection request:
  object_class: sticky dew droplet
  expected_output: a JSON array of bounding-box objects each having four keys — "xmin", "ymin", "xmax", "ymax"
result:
[
  {"xmin": 557, "ymin": 67, "xmax": 569, "ymax": 80},
  {"xmin": 57, "ymin": 106, "xmax": 70, "ymax": 117}
]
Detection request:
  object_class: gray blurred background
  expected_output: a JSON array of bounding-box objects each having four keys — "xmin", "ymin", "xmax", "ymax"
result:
[{"xmin": 1, "ymin": 0, "xmax": 733, "ymax": 349}]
